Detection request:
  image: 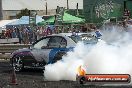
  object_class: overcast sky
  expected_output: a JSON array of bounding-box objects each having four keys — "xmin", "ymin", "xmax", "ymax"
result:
[
  {"xmin": 45, "ymin": 0, "xmax": 83, "ymax": 9},
  {"xmin": 2, "ymin": 0, "xmax": 83, "ymax": 10}
]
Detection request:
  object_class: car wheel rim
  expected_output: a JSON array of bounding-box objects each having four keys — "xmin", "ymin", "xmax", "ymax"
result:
[{"xmin": 13, "ymin": 56, "xmax": 23, "ymax": 71}]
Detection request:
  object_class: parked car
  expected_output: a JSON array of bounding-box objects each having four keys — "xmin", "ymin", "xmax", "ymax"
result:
[{"xmin": 10, "ymin": 33, "xmax": 98, "ymax": 71}]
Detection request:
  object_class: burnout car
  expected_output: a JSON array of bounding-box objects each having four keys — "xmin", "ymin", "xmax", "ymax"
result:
[{"xmin": 10, "ymin": 33, "xmax": 98, "ymax": 71}]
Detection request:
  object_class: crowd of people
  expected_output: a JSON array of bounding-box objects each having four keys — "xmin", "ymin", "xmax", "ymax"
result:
[
  {"xmin": 0, "ymin": 25, "xmax": 88, "ymax": 44},
  {"xmin": 0, "ymin": 26, "xmax": 54, "ymax": 44}
]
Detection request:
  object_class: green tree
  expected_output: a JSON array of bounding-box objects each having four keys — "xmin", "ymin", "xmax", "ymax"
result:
[{"xmin": 16, "ymin": 8, "xmax": 30, "ymax": 18}]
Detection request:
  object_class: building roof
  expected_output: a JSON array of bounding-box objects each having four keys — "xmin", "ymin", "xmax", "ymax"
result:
[{"xmin": 2, "ymin": 0, "xmax": 83, "ymax": 10}]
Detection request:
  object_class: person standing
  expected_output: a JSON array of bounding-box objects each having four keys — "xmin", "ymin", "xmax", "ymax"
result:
[
  {"xmin": 47, "ymin": 26, "xmax": 52, "ymax": 35},
  {"xmin": 11, "ymin": 28, "xmax": 17, "ymax": 38},
  {"xmin": 95, "ymin": 29, "xmax": 102, "ymax": 39},
  {"xmin": 36, "ymin": 27, "xmax": 41, "ymax": 40},
  {"xmin": 32, "ymin": 29, "xmax": 37, "ymax": 42},
  {"xmin": 124, "ymin": 8, "xmax": 130, "ymax": 18}
]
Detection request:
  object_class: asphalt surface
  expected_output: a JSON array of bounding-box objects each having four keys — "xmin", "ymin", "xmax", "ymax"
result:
[{"xmin": 0, "ymin": 60, "xmax": 132, "ymax": 88}]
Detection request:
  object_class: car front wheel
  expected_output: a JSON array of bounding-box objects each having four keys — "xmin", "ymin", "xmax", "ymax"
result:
[{"xmin": 12, "ymin": 56, "xmax": 24, "ymax": 72}]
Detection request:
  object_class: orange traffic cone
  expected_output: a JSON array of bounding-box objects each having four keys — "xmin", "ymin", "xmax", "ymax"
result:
[{"xmin": 10, "ymin": 67, "xmax": 18, "ymax": 85}]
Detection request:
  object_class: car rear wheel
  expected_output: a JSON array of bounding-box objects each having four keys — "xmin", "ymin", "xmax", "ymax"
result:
[{"xmin": 12, "ymin": 56, "xmax": 24, "ymax": 72}]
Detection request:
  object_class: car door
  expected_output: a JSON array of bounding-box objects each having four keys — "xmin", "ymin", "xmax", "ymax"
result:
[
  {"xmin": 31, "ymin": 37, "xmax": 52, "ymax": 63},
  {"xmin": 47, "ymin": 36, "xmax": 68, "ymax": 64}
]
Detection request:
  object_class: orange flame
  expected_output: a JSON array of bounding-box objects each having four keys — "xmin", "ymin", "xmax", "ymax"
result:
[{"xmin": 77, "ymin": 65, "xmax": 86, "ymax": 76}]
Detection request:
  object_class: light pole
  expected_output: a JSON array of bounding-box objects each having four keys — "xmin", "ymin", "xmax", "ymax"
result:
[
  {"xmin": 42, "ymin": 0, "xmax": 47, "ymax": 15},
  {"xmin": 45, "ymin": 0, "xmax": 47, "ymax": 15},
  {"xmin": 0, "ymin": 0, "xmax": 3, "ymax": 20},
  {"xmin": 76, "ymin": 3, "xmax": 79, "ymax": 15},
  {"xmin": 43, "ymin": 0, "xmax": 47, "ymax": 15},
  {"xmin": 67, "ymin": 0, "xmax": 69, "ymax": 9}
]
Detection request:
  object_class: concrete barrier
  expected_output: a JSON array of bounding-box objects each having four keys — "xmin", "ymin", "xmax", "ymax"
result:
[
  {"xmin": 0, "ymin": 44, "xmax": 31, "ymax": 60},
  {"xmin": 0, "ymin": 38, "xmax": 19, "ymax": 44}
]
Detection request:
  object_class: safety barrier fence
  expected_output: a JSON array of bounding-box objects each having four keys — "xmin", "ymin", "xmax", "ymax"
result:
[
  {"xmin": 0, "ymin": 38, "xmax": 19, "ymax": 44},
  {"xmin": 0, "ymin": 44, "xmax": 31, "ymax": 60}
]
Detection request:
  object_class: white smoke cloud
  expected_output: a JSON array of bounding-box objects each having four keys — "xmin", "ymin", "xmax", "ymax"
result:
[
  {"xmin": 44, "ymin": 25, "xmax": 132, "ymax": 84},
  {"xmin": 44, "ymin": 42, "xmax": 84, "ymax": 81}
]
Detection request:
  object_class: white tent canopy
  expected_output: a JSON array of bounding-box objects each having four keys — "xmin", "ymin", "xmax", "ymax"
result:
[
  {"xmin": 0, "ymin": 19, "xmax": 18, "ymax": 33},
  {"xmin": 6, "ymin": 16, "xmax": 44, "ymax": 26},
  {"xmin": 0, "ymin": 19, "xmax": 18, "ymax": 28}
]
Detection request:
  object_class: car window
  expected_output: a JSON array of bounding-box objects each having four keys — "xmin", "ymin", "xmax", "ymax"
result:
[
  {"xmin": 81, "ymin": 34, "xmax": 98, "ymax": 44},
  {"xmin": 60, "ymin": 38, "xmax": 67, "ymax": 47},
  {"xmin": 69, "ymin": 35, "xmax": 81, "ymax": 43},
  {"xmin": 48, "ymin": 36, "xmax": 67, "ymax": 48},
  {"xmin": 33, "ymin": 37, "xmax": 50, "ymax": 49},
  {"xmin": 69, "ymin": 34, "xmax": 98, "ymax": 44}
]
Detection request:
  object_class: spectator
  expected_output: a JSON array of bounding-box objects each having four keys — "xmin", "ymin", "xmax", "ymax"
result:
[
  {"xmin": 36, "ymin": 27, "xmax": 42, "ymax": 40},
  {"xmin": 47, "ymin": 26, "xmax": 52, "ymax": 35},
  {"xmin": 1, "ymin": 30, "xmax": 5, "ymax": 39},
  {"xmin": 19, "ymin": 28, "xmax": 24, "ymax": 44},
  {"xmin": 95, "ymin": 29, "xmax": 102, "ymax": 38},
  {"xmin": 32, "ymin": 29, "xmax": 37, "ymax": 42},
  {"xmin": 11, "ymin": 29, "xmax": 17, "ymax": 38},
  {"xmin": 124, "ymin": 8, "xmax": 130, "ymax": 18},
  {"xmin": 42, "ymin": 27, "xmax": 47, "ymax": 36},
  {"xmin": 27, "ymin": 27, "xmax": 33, "ymax": 44},
  {"xmin": 23, "ymin": 27, "xmax": 29, "ymax": 44},
  {"xmin": 5, "ymin": 29, "xmax": 11, "ymax": 39}
]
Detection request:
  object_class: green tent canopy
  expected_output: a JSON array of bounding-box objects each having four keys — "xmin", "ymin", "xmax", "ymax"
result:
[
  {"xmin": 63, "ymin": 12, "xmax": 85, "ymax": 23},
  {"xmin": 45, "ymin": 16, "xmax": 55, "ymax": 25},
  {"xmin": 45, "ymin": 12, "xmax": 85, "ymax": 25},
  {"xmin": 37, "ymin": 21, "xmax": 46, "ymax": 26},
  {"xmin": 37, "ymin": 15, "xmax": 55, "ymax": 26}
]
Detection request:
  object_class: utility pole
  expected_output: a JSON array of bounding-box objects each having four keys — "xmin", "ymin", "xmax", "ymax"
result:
[
  {"xmin": 0, "ymin": 0, "xmax": 3, "ymax": 20},
  {"xmin": 43, "ymin": 0, "xmax": 47, "ymax": 15},
  {"xmin": 45, "ymin": 1, "xmax": 47, "ymax": 15},
  {"xmin": 124, "ymin": 1, "xmax": 126, "ymax": 10},
  {"xmin": 76, "ymin": 3, "xmax": 79, "ymax": 16},
  {"xmin": 67, "ymin": 0, "xmax": 69, "ymax": 10}
]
